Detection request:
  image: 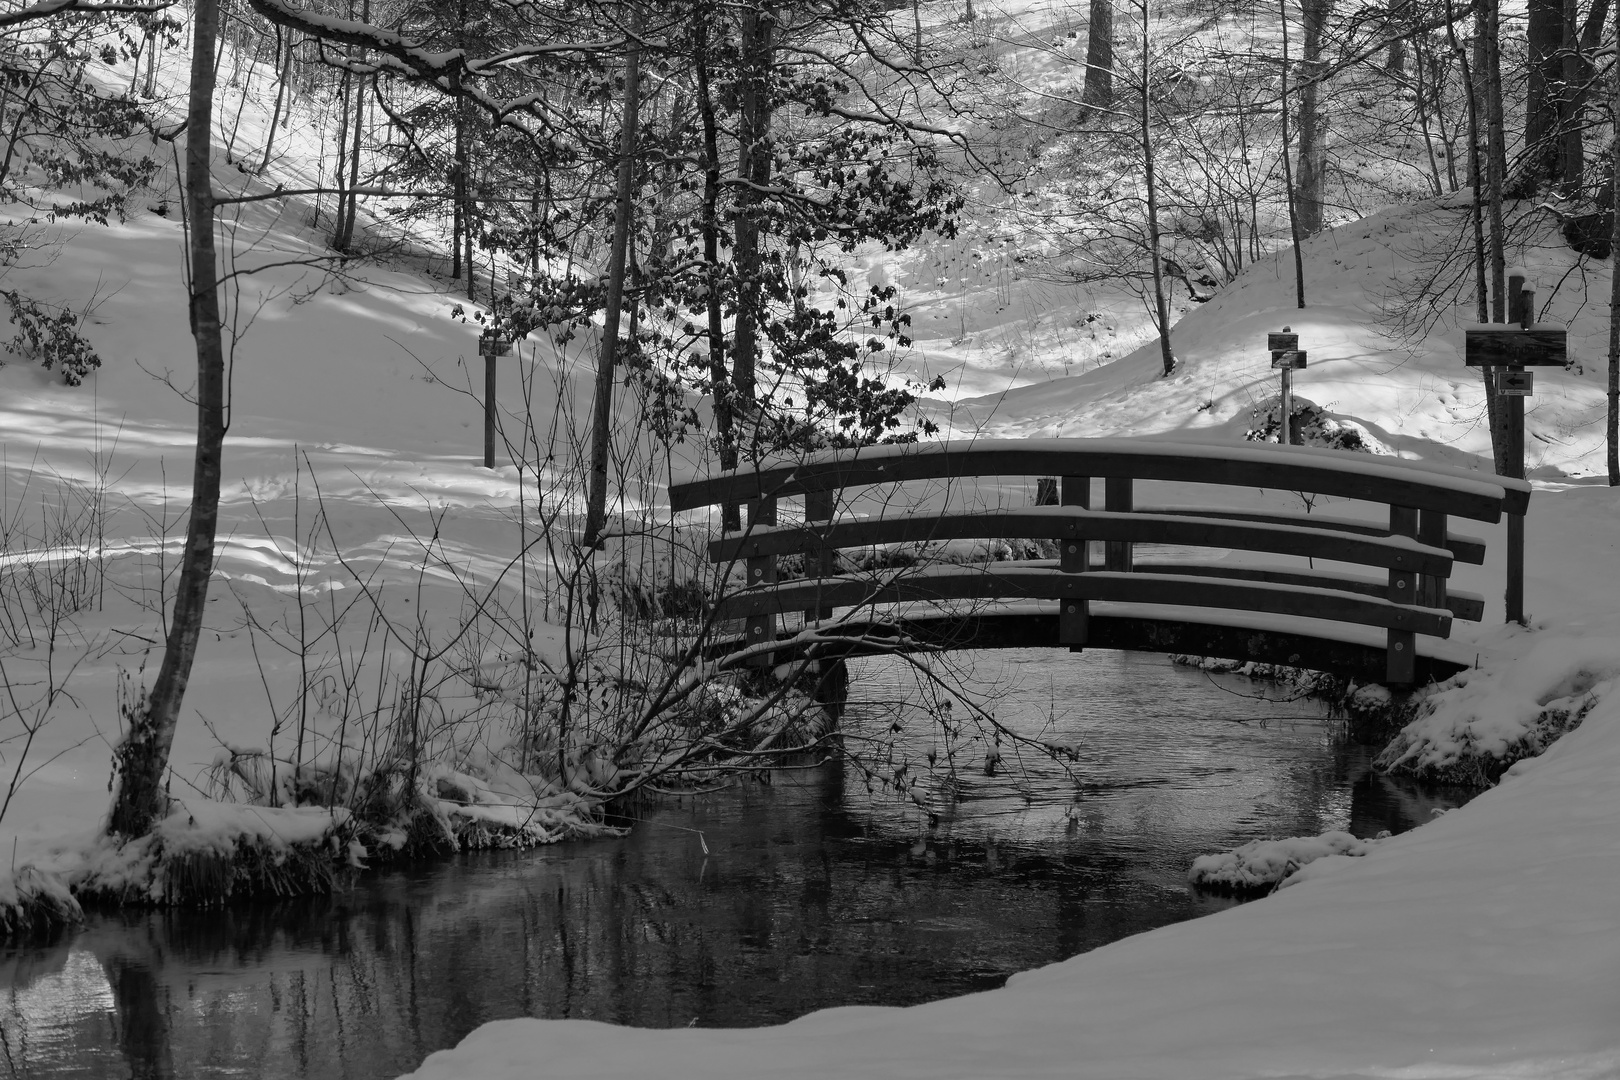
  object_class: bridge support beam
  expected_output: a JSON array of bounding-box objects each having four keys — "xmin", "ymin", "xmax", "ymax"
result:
[
  {"xmin": 1059, "ymin": 475, "xmax": 1091, "ymax": 650},
  {"xmin": 745, "ymin": 496, "xmax": 777, "ymax": 668},
  {"xmin": 1386, "ymin": 505, "xmax": 1418, "ymax": 684},
  {"xmin": 803, "ymin": 489, "xmax": 835, "ymax": 625},
  {"xmin": 1104, "ymin": 477, "xmax": 1133, "ymax": 572},
  {"xmin": 1419, "ymin": 510, "xmax": 1449, "ymax": 612}
]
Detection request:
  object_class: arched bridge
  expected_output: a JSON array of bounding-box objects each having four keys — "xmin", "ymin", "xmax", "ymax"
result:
[{"xmin": 668, "ymin": 439, "xmax": 1532, "ymax": 685}]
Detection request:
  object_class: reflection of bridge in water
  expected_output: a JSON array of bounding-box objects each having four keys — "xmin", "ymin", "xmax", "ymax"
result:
[{"xmin": 670, "ymin": 439, "xmax": 1532, "ymax": 686}]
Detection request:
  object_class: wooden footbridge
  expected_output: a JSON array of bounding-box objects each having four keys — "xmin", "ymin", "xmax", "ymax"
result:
[{"xmin": 668, "ymin": 439, "xmax": 1532, "ymax": 685}]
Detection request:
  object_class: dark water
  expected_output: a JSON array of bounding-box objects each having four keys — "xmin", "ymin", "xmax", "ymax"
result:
[{"xmin": 0, "ymin": 652, "xmax": 1465, "ymax": 1080}]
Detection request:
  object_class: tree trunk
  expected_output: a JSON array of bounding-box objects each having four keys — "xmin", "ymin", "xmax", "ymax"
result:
[
  {"xmin": 108, "ymin": 0, "xmax": 226, "ymax": 840},
  {"xmin": 1279, "ymin": 0, "xmax": 1305, "ymax": 309},
  {"xmin": 1081, "ymin": 0, "xmax": 1112, "ymax": 115},
  {"xmin": 260, "ymin": 28, "xmax": 292, "ymax": 173},
  {"xmin": 1295, "ymin": 0, "xmax": 1330, "ymax": 238},
  {"xmin": 582, "ymin": 12, "xmax": 641, "ymax": 549},
  {"xmin": 1556, "ymin": 0, "xmax": 1581, "ymax": 194},
  {"xmin": 730, "ymin": 0, "xmax": 776, "ymax": 457},
  {"xmin": 1483, "ymin": 0, "xmax": 1510, "ymax": 474},
  {"xmin": 329, "ymin": 68, "xmax": 350, "ymax": 244},
  {"xmin": 1140, "ymin": 0, "xmax": 1173, "ymax": 375},
  {"xmin": 1518, "ymin": 0, "xmax": 1564, "ymax": 193},
  {"xmin": 694, "ymin": 14, "xmax": 739, "ymax": 530},
  {"xmin": 1609, "ymin": 0, "xmax": 1619, "ymax": 485},
  {"xmin": 335, "ymin": 0, "xmax": 369, "ymax": 250}
]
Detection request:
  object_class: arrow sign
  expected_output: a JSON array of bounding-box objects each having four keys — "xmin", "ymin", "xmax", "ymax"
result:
[{"xmin": 1497, "ymin": 370, "xmax": 1533, "ymax": 396}]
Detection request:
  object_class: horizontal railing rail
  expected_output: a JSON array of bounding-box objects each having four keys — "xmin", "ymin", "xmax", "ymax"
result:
[
  {"xmin": 669, "ymin": 439, "xmax": 1531, "ymax": 522},
  {"xmin": 716, "ymin": 566, "xmax": 1454, "ymax": 638}
]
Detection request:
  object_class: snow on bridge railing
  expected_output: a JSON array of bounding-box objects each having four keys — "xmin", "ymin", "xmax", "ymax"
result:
[{"xmin": 666, "ymin": 438, "xmax": 1531, "ymax": 522}]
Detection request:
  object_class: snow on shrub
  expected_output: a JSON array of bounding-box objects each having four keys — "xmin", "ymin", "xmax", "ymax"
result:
[
  {"xmin": 1189, "ymin": 830, "xmax": 1380, "ymax": 894},
  {"xmin": 73, "ymin": 799, "xmax": 351, "ymax": 906},
  {"xmin": 1374, "ymin": 637, "xmax": 1620, "ymax": 787},
  {"xmin": 0, "ymin": 866, "xmax": 83, "ymax": 938}
]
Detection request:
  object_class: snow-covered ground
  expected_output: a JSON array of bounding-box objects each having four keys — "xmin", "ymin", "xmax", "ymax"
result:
[{"xmin": 2, "ymin": 1, "xmax": 1618, "ymax": 1076}]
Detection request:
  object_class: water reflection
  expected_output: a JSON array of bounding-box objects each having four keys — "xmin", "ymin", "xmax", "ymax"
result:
[{"xmin": 0, "ymin": 653, "xmax": 1468, "ymax": 1080}]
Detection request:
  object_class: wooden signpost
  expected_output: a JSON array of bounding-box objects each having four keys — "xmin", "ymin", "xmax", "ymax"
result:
[
  {"xmin": 478, "ymin": 330, "xmax": 514, "ymax": 468},
  {"xmin": 1268, "ymin": 329, "xmax": 1306, "ymax": 444},
  {"xmin": 1463, "ymin": 272, "xmax": 1567, "ymax": 625}
]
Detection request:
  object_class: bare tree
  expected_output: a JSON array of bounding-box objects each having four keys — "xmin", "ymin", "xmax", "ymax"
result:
[{"xmin": 109, "ymin": 0, "xmax": 226, "ymax": 839}]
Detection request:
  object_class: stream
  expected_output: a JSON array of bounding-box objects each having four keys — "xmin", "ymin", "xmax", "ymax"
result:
[{"xmin": 0, "ymin": 651, "xmax": 1468, "ymax": 1080}]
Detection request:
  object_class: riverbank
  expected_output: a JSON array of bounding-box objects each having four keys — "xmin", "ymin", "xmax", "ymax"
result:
[{"xmin": 400, "ymin": 481, "xmax": 1620, "ymax": 1080}]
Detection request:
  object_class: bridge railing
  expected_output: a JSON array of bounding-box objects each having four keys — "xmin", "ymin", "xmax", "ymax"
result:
[{"xmin": 668, "ymin": 439, "xmax": 1532, "ymax": 684}]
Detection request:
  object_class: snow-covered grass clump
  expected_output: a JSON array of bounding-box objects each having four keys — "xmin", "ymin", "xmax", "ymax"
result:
[
  {"xmin": 71, "ymin": 799, "xmax": 351, "ymax": 906},
  {"xmin": 1188, "ymin": 830, "xmax": 1381, "ymax": 894},
  {"xmin": 0, "ymin": 865, "xmax": 82, "ymax": 936},
  {"xmin": 1375, "ymin": 636, "xmax": 1620, "ymax": 786}
]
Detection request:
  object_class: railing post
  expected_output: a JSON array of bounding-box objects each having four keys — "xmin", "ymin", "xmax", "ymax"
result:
[
  {"xmin": 1386, "ymin": 505, "xmax": 1418, "ymax": 684},
  {"xmin": 1104, "ymin": 477, "xmax": 1133, "ymax": 572},
  {"xmin": 1059, "ymin": 475, "xmax": 1090, "ymax": 650},
  {"xmin": 745, "ymin": 496, "xmax": 777, "ymax": 668},
  {"xmin": 803, "ymin": 489, "xmax": 834, "ymax": 625},
  {"xmin": 1418, "ymin": 509, "xmax": 1448, "ymax": 611}
]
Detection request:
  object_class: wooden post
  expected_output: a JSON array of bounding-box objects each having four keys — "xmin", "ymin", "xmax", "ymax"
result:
[
  {"xmin": 1418, "ymin": 509, "xmax": 1449, "ymax": 611},
  {"xmin": 1104, "ymin": 476, "xmax": 1133, "ymax": 571},
  {"xmin": 745, "ymin": 496, "xmax": 777, "ymax": 667},
  {"xmin": 803, "ymin": 488, "xmax": 834, "ymax": 625},
  {"xmin": 1280, "ymin": 364, "xmax": 1295, "ymax": 445},
  {"xmin": 1504, "ymin": 272, "xmax": 1529, "ymax": 625},
  {"xmin": 484, "ymin": 351, "xmax": 497, "ymax": 468},
  {"xmin": 1387, "ymin": 504, "xmax": 1418, "ymax": 684},
  {"xmin": 1059, "ymin": 475, "xmax": 1090, "ymax": 650}
]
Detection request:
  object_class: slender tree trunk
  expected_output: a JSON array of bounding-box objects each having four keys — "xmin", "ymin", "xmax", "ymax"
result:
[
  {"xmin": 330, "ymin": 68, "xmax": 350, "ymax": 246},
  {"xmin": 109, "ymin": 0, "xmax": 226, "ymax": 840},
  {"xmin": 730, "ymin": 0, "xmax": 776, "ymax": 452},
  {"xmin": 143, "ymin": 27, "xmax": 159, "ymax": 98},
  {"xmin": 694, "ymin": 15, "xmax": 738, "ymax": 530},
  {"xmin": 1609, "ymin": 0, "xmax": 1619, "ymax": 485},
  {"xmin": 1295, "ymin": 0, "xmax": 1330, "ymax": 237},
  {"xmin": 335, "ymin": 0, "xmax": 369, "ymax": 250},
  {"xmin": 1413, "ymin": 39, "xmax": 1444, "ymax": 197},
  {"xmin": 260, "ymin": 27, "xmax": 291, "ymax": 172},
  {"xmin": 1081, "ymin": 0, "xmax": 1112, "ymax": 116},
  {"xmin": 1279, "ymin": 0, "xmax": 1305, "ymax": 309},
  {"xmin": 1140, "ymin": 0, "xmax": 1173, "ymax": 375},
  {"xmin": 1448, "ymin": 0, "xmax": 1487, "ymax": 325},
  {"xmin": 1484, "ymin": 0, "xmax": 1510, "ymax": 473},
  {"xmin": 582, "ymin": 11, "xmax": 641, "ymax": 549}
]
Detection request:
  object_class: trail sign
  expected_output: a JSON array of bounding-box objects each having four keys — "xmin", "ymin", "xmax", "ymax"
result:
[
  {"xmin": 1497, "ymin": 370, "xmax": 1533, "ymax": 396},
  {"xmin": 1270, "ymin": 350, "xmax": 1307, "ymax": 369},
  {"xmin": 1463, "ymin": 324, "xmax": 1566, "ymax": 367},
  {"xmin": 1266, "ymin": 332, "xmax": 1299, "ymax": 353},
  {"xmin": 478, "ymin": 333, "xmax": 513, "ymax": 357}
]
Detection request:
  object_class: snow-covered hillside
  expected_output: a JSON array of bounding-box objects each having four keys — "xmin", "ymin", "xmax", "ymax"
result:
[{"xmin": 1, "ymin": 0, "xmax": 1618, "ymax": 1075}]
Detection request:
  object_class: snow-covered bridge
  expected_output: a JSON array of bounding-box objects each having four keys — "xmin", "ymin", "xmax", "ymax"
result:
[{"xmin": 669, "ymin": 439, "xmax": 1532, "ymax": 686}]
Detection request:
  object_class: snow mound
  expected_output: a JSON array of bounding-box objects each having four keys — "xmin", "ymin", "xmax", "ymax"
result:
[
  {"xmin": 1375, "ymin": 636, "xmax": 1620, "ymax": 785},
  {"xmin": 0, "ymin": 865, "xmax": 82, "ymax": 937},
  {"xmin": 72, "ymin": 799, "xmax": 350, "ymax": 905},
  {"xmin": 1188, "ymin": 830, "xmax": 1379, "ymax": 893}
]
